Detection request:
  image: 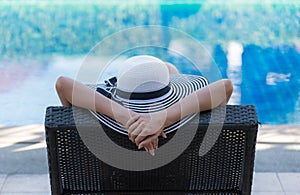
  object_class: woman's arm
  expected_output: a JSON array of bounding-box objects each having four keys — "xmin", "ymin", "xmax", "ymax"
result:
[
  {"xmin": 55, "ymin": 76, "xmax": 136, "ymax": 126},
  {"xmin": 55, "ymin": 61, "xmax": 180, "ymax": 127},
  {"xmin": 163, "ymin": 79, "xmax": 233, "ymax": 128},
  {"xmin": 127, "ymin": 79, "xmax": 233, "ymax": 146},
  {"xmin": 56, "ymin": 76, "xmax": 165, "ymax": 154}
]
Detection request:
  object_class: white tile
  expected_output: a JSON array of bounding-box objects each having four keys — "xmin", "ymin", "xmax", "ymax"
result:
[
  {"xmin": 278, "ymin": 173, "xmax": 300, "ymax": 192},
  {"xmin": 257, "ymin": 125, "xmax": 300, "ymax": 144},
  {"xmin": 1, "ymin": 193, "xmax": 50, "ymax": 195},
  {"xmin": 0, "ymin": 125, "xmax": 45, "ymax": 144},
  {"xmin": 252, "ymin": 172, "xmax": 283, "ymax": 192},
  {"xmin": 252, "ymin": 192, "xmax": 285, "ymax": 195},
  {"xmin": 1, "ymin": 174, "xmax": 50, "ymax": 193},
  {"xmin": 0, "ymin": 174, "xmax": 7, "ymax": 189},
  {"xmin": 281, "ymin": 193, "xmax": 300, "ymax": 195}
]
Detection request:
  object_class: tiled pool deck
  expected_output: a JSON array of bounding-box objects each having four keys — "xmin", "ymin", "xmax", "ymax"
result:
[
  {"xmin": 0, "ymin": 124, "xmax": 300, "ymax": 194},
  {"xmin": 1, "ymin": 173, "xmax": 300, "ymax": 194}
]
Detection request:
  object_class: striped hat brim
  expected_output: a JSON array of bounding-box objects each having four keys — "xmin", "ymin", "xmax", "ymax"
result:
[{"xmin": 89, "ymin": 74, "xmax": 209, "ymax": 135}]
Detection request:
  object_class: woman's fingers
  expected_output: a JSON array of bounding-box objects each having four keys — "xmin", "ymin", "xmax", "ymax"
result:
[
  {"xmin": 144, "ymin": 146, "xmax": 149, "ymax": 152},
  {"xmin": 148, "ymin": 142, "xmax": 155, "ymax": 156},
  {"xmin": 129, "ymin": 123, "xmax": 145, "ymax": 144},
  {"xmin": 134, "ymin": 133, "xmax": 148, "ymax": 145},
  {"xmin": 125, "ymin": 115, "xmax": 139, "ymax": 130},
  {"xmin": 128, "ymin": 124, "xmax": 140, "ymax": 142},
  {"xmin": 126, "ymin": 115, "xmax": 140, "ymax": 140},
  {"xmin": 153, "ymin": 139, "xmax": 158, "ymax": 149},
  {"xmin": 149, "ymin": 149, "xmax": 155, "ymax": 156},
  {"xmin": 160, "ymin": 131, "xmax": 167, "ymax": 139},
  {"xmin": 138, "ymin": 136, "xmax": 159, "ymax": 156}
]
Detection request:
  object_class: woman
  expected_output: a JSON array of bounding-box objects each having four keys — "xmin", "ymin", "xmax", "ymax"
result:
[{"xmin": 55, "ymin": 55, "xmax": 233, "ymax": 156}]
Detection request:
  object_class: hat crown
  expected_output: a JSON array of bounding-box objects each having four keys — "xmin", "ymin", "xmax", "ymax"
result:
[{"xmin": 117, "ymin": 55, "xmax": 169, "ymax": 93}]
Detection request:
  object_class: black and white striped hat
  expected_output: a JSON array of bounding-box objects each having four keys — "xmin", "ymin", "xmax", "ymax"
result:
[{"xmin": 90, "ymin": 55, "xmax": 208, "ymax": 135}]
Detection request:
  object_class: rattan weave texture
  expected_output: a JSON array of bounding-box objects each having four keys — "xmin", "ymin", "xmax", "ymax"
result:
[{"xmin": 45, "ymin": 105, "xmax": 258, "ymax": 195}]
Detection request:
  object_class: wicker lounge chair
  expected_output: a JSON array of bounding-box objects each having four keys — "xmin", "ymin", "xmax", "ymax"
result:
[{"xmin": 44, "ymin": 104, "xmax": 258, "ymax": 195}]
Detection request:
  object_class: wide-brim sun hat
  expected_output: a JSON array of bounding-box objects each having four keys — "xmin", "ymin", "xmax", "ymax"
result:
[{"xmin": 89, "ymin": 55, "xmax": 209, "ymax": 135}]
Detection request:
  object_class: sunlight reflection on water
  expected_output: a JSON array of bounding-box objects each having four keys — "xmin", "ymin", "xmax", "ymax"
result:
[
  {"xmin": 1, "ymin": 2, "xmax": 300, "ymax": 126},
  {"xmin": 0, "ymin": 52, "xmax": 300, "ymax": 126},
  {"xmin": 0, "ymin": 56, "xmax": 83, "ymax": 125},
  {"xmin": 0, "ymin": 55, "xmax": 124, "ymax": 126}
]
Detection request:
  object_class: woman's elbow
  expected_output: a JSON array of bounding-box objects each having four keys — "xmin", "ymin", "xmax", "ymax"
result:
[
  {"xmin": 223, "ymin": 79, "xmax": 233, "ymax": 94},
  {"xmin": 55, "ymin": 76, "xmax": 71, "ymax": 93}
]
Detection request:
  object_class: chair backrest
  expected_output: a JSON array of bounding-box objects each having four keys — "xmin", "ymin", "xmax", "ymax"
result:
[{"xmin": 45, "ymin": 105, "xmax": 258, "ymax": 195}]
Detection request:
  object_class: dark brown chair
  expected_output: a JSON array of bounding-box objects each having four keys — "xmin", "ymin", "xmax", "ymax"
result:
[{"xmin": 44, "ymin": 105, "xmax": 258, "ymax": 195}]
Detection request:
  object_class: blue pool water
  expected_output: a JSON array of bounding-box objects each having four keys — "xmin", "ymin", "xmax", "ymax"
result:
[{"xmin": 0, "ymin": 1, "xmax": 299, "ymax": 125}]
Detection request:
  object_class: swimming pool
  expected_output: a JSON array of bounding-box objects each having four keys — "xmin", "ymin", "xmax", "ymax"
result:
[{"xmin": 0, "ymin": 1, "xmax": 299, "ymax": 125}]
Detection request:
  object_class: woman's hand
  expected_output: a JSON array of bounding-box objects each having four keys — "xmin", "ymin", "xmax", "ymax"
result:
[
  {"xmin": 125, "ymin": 110, "xmax": 168, "ymax": 146},
  {"xmin": 138, "ymin": 131, "xmax": 167, "ymax": 156}
]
